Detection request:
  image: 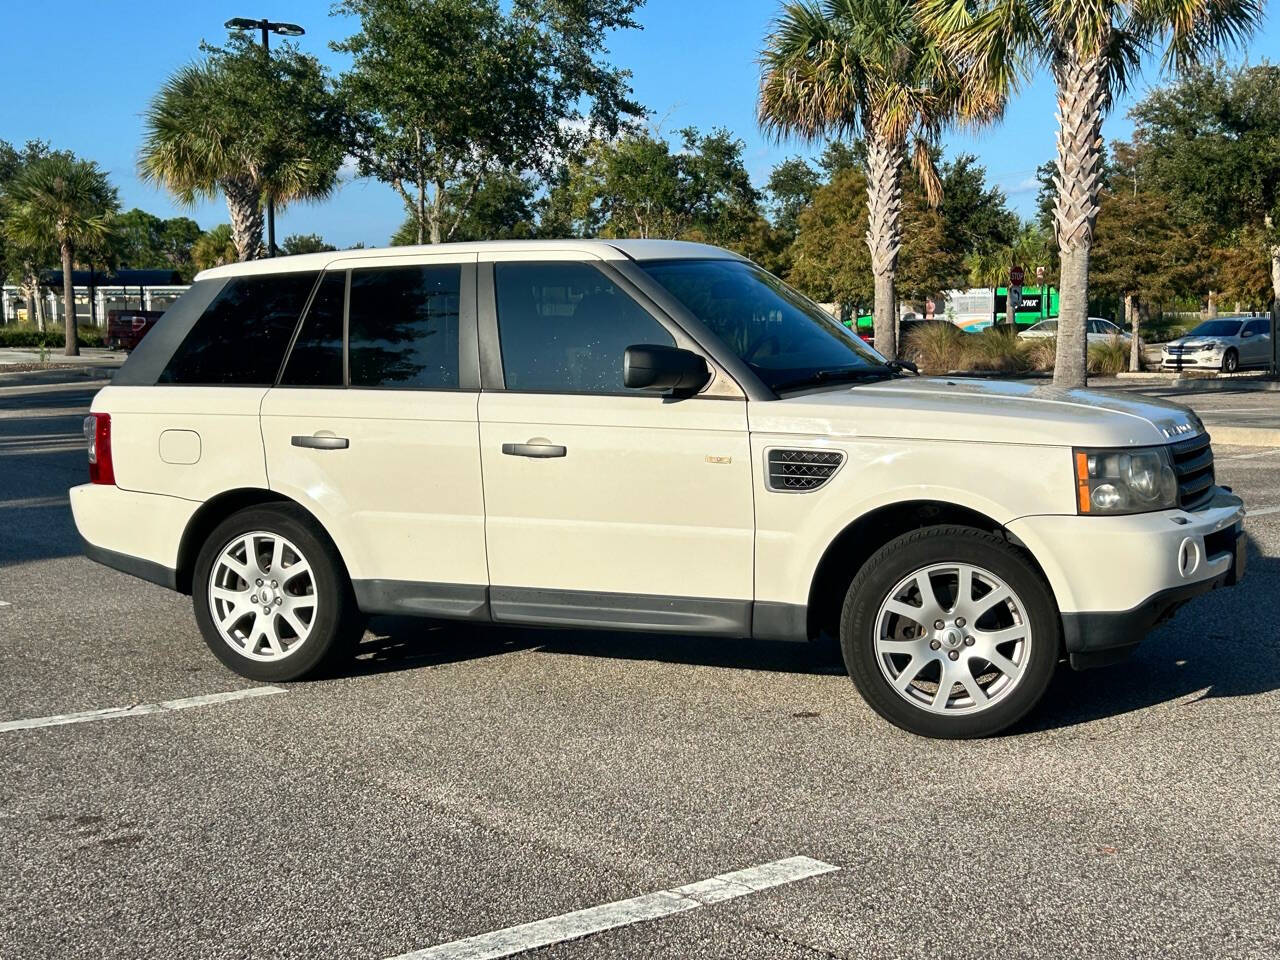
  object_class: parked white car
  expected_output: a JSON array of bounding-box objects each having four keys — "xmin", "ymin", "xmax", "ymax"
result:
[
  {"xmin": 1161, "ymin": 317, "xmax": 1274, "ymax": 372},
  {"xmin": 71, "ymin": 241, "xmax": 1245, "ymax": 739},
  {"xmin": 1019, "ymin": 317, "xmax": 1132, "ymax": 343}
]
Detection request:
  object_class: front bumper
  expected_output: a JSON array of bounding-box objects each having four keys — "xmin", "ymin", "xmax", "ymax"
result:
[
  {"xmin": 1161, "ymin": 350, "xmax": 1221, "ymax": 368},
  {"xmin": 1006, "ymin": 489, "xmax": 1246, "ymax": 668}
]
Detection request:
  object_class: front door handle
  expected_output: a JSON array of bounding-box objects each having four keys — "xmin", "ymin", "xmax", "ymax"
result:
[
  {"xmin": 502, "ymin": 441, "xmax": 566, "ymax": 458},
  {"xmin": 292, "ymin": 434, "xmax": 349, "ymax": 450}
]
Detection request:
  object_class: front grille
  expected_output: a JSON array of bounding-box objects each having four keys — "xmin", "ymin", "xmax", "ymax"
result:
[
  {"xmin": 1170, "ymin": 433, "xmax": 1215, "ymax": 511},
  {"xmin": 767, "ymin": 449, "xmax": 844, "ymax": 492}
]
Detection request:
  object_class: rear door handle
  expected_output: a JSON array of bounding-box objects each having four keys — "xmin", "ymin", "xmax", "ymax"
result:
[
  {"xmin": 502, "ymin": 441, "xmax": 566, "ymax": 458},
  {"xmin": 292, "ymin": 434, "xmax": 349, "ymax": 450}
]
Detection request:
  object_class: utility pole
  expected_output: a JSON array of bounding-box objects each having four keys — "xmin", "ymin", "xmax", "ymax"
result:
[{"xmin": 223, "ymin": 17, "xmax": 305, "ymax": 258}]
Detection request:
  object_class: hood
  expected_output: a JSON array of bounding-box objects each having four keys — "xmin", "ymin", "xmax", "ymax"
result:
[
  {"xmin": 1168, "ymin": 336, "xmax": 1228, "ymax": 349},
  {"xmin": 750, "ymin": 376, "xmax": 1203, "ymax": 448}
]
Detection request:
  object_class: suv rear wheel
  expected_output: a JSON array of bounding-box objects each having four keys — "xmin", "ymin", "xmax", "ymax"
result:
[
  {"xmin": 193, "ymin": 505, "xmax": 362, "ymax": 682},
  {"xmin": 840, "ymin": 526, "xmax": 1059, "ymax": 738}
]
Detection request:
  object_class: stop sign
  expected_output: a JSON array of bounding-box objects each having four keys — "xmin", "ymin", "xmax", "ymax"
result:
[{"xmin": 1010, "ymin": 265, "xmax": 1025, "ymax": 288}]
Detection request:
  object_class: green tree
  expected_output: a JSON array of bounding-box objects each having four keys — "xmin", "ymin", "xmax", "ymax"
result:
[
  {"xmin": 1131, "ymin": 62, "xmax": 1280, "ymax": 329},
  {"xmin": 558, "ymin": 126, "xmax": 766, "ymax": 247},
  {"xmin": 921, "ymin": 0, "xmax": 1264, "ymax": 387},
  {"xmin": 2, "ymin": 155, "xmax": 118, "ymax": 354},
  {"xmin": 280, "ymin": 233, "xmax": 336, "ymax": 256},
  {"xmin": 141, "ymin": 32, "xmax": 344, "ymax": 261},
  {"xmin": 333, "ymin": 0, "xmax": 643, "ymax": 245},
  {"xmin": 937, "ymin": 154, "xmax": 1019, "ymax": 261},
  {"xmin": 159, "ymin": 217, "xmax": 202, "ymax": 280},
  {"xmin": 391, "ymin": 173, "xmax": 538, "ymax": 245},
  {"xmin": 192, "ymin": 224, "xmax": 238, "ymax": 272},
  {"xmin": 766, "ymin": 157, "xmax": 822, "ymax": 239}
]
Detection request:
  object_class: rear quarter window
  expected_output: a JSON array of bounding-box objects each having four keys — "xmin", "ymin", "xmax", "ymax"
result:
[{"xmin": 158, "ymin": 272, "xmax": 319, "ymax": 385}]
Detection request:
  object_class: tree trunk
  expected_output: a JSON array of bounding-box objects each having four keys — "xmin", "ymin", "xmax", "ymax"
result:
[
  {"xmin": 1206, "ymin": 290, "xmax": 1217, "ymax": 318},
  {"xmin": 429, "ymin": 178, "xmax": 444, "ymax": 245},
  {"xmin": 1050, "ymin": 50, "xmax": 1109, "ymax": 389},
  {"xmin": 864, "ymin": 133, "xmax": 904, "ymax": 359},
  {"xmin": 1269, "ymin": 232, "xmax": 1280, "ymax": 375},
  {"xmin": 1006, "ymin": 287, "xmax": 1016, "ymax": 329},
  {"xmin": 222, "ymin": 175, "xmax": 264, "ymax": 261},
  {"xmin": 61, "ymin": 243, "xmax": 78, "ymax": 357},
  {"xmin": 1126, "ymin": 293, "xmax": 1140, "ymax": 371}
]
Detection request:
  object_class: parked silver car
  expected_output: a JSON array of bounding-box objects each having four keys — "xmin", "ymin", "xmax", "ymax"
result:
[{"xmin": 1161, "ymin": 318, "xmax": 1274, "ymax": 372}]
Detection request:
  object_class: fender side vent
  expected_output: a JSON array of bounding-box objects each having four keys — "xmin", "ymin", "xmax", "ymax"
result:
[{"xmin": 767, "ymin": 449, "xmax": 844, "ymax": 492}]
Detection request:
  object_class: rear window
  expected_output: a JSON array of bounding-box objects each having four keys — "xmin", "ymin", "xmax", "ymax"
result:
[
  {"xmin": 159, "ymin": 272, "xmax": 318, "ymax": 385},
  {"xmin": 347, "ymin": 265, "xmax": 461, "ymax": 389}
]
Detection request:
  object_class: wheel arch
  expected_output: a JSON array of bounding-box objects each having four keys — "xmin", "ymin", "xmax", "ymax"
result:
[
  {"xmin": 805, "ymin": 499, "xmax": 1052, "ymax": 641},
  {"xmin": 175, "ymin": 488, "xmax": 344, "ymax": 594}
]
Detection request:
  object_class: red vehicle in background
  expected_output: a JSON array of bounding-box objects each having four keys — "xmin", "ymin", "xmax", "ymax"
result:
[{"xmin": 106, "ymin": 310, "xmax": 164, "ymax": 351}]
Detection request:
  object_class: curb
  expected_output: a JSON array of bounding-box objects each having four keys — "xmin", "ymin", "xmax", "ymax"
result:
[
  {"xmin": 0, "ymin": 366, "xmax": 116, "ymax": 388},
  {"xmin": 1113, "ymin": 373, "xmax": 1280, "ymax": 391},
  {"xmin": 1208, "ymin": 426, "xmax": 1280, "ymax": 447}
]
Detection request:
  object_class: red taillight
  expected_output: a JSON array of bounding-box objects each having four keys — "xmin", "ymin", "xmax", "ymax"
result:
[{"xmin": 84, "ymin": 413, "xmax": 115, "ymax": 485}]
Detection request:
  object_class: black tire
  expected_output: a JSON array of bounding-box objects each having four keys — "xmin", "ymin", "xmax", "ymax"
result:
[
  {"xmin": 1222, "ymin": 348, "xmax": 1239, "ymax": 373},
  {"xmin": 192, "ymin": 504, "xmax": 363, "ymax": 682},
  {"xmin": 839, "ymin": 525, "xmax": 1060, "ymax": 739}
]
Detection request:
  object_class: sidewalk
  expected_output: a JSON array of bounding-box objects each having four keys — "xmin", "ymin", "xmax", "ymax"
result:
[{"xmin": 0, "ymin": 347, "xmax": 122, "ymax": 386}]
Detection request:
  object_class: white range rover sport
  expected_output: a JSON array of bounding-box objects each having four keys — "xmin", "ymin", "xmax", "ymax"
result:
[{"xmin": 71, "ymin": 240, "xmax": 1246, "ymax": 738}]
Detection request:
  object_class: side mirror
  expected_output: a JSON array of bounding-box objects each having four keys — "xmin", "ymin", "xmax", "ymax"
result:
[
  {"xmin": 1241, "ymin": 329, "xmax": 1253, "ymax": 338},
  {"xmin": 623, "ymin": 344, "xmax": 710, "ymax": 393}
]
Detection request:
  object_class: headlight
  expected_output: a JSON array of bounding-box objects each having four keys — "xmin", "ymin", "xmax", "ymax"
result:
[
  {"xmin": 1200, "ymin": 342, "xmax": 1219, "ymax": 352},
  {"xmin": 1074, "ymin": 446, "xmax": 1178, "ymax": 515}
]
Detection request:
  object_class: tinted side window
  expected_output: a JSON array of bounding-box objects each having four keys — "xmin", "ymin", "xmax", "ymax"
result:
[
  {"xmin": 281, "ymin": 271, "xmax": 346, "ymax": 386},
  {"xmin": 159, "ymin": 272, "xmax": 317, "ymax": 385},
  {"xmin": 495, "ymin": 262, "xmax": 674, "ymax": 393},
  {"xmin": 348, "ymin": 265, "xmax": 460, "ymax": 389},
  {"xmin": 1245, "ymin": 319, "xmax": 1270, "ymax": 336}
]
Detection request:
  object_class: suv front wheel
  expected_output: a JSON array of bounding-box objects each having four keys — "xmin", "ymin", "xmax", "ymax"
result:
[
  {"xmin": 840, "ymin": 526, "xmax": 1059, "ymax": 738},
  {"xmin": 193, "ymin": 505, "xmax": 363, "ymax": 682}
]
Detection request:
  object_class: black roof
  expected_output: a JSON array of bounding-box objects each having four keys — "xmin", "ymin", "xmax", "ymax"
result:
[{"xmin": 40, "ymin": 268, "xmax": 185, "ymax": 288}]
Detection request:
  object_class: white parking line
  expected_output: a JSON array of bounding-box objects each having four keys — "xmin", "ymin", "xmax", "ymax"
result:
[
  {"xmin": 0, "ymin": 600, "xmax": 10, "ymax": 607},
  {"xmin": 1247, "ymin": 506, "xmax": 1280, "ymax": 519},
  {"xmin": 0, "ymin": 686, "xmax": 285, "ymax": 732},
  {"xmin": 388, "ymin": 856, "xmax": 840, "ymax": 960}
]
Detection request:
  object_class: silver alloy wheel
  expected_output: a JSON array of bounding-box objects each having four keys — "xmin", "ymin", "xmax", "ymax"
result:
[
  {"xmin": 873, "ymin": 562, "xmax": 1031, "ymax": 716},
  {"xmin": 208, "ymin": 531, "xmax": 318, "ymax": 662}
]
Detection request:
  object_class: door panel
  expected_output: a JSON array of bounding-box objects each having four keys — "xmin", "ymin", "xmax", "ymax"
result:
[
  {"xmin": 478, "ymin": 392, "xmax": 753, "ymax": 604},
  {"xmin": 261, "ymin": 388, "xmax": 486, "ymax": 587}
]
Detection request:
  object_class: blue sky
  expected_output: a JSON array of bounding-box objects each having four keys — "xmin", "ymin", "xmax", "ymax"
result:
[{"xmin": 2, "ymin": 1, "xmax": 1276, "ymax": 249}]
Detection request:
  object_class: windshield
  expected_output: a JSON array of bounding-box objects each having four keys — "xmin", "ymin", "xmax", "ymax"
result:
[
  {"xmin": 639, "ymin": 258, "xmax": 890, "ymax": 390},
  {"xmin": 1189, "ymin": 320, "xmax": 1244, "ymax": 337}
]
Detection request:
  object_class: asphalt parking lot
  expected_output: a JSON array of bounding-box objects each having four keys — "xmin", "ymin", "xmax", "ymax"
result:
[{"xmin": 1, "ymin": 382, "xmax": 1278, "ymax": 960}]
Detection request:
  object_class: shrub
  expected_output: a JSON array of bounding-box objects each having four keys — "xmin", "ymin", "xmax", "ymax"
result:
[
  {"xmin": 1088, "ymin": 337, "xmax": 1130, "ymax": 375},
  {"xmin": 0, "ymin": 325, "xmax": 104, "ymax": 348},
  {"xmin": 961, "ymin": 327, "xmax": 1032, "ymax": 373},
  {"xmin": 902, "ymin": 322, "xmax": 967, "ymax": 374},
  {"xmin": 1021, "ymin": 335, "xmax": 1057, "ymax": 371}
]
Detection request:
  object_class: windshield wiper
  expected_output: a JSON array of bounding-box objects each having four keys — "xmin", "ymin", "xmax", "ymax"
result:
[{"xmin": 771, "ymin": 366, "xmax": 898, "ymax": 392}]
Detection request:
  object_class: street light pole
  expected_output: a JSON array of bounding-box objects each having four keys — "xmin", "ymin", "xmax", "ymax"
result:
[{"xmin": 223, "ymin": 16, "xmax": 306, "ymax": 259}]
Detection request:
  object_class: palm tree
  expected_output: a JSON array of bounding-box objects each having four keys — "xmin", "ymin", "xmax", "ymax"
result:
[
  {"xmin": 3, "ymin": 155, "xmax": 117, "ymax": 356},
  {"xmin": 919, "ymin": 0, "xmax": 1263, "ymax": 387},
  {"xmin": 140, "ymin": 37, "xmax": 342, "ymax": 262},
  {"xmin": 760, "ymin": 0, "xmax": 1001, "ymax": 358},
  {"xmin": 192, "ymin": 224, "xmax": 239, "ymax": 271},
  {"xmin": 141, "ymin": 64, "xmax": 264, "ymax": 262}
]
